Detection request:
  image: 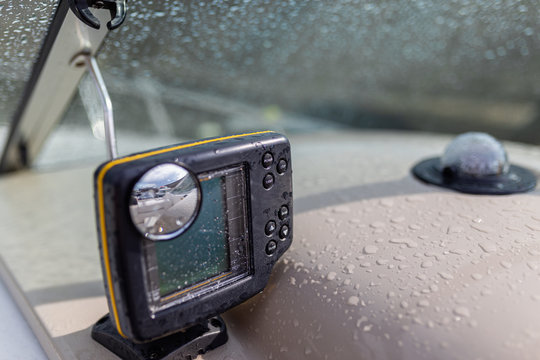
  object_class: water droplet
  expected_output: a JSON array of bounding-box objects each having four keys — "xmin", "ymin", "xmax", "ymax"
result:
[
  {"xmin": 453, "ymin": 307, "xmax": 471, "ymax": 317},
  {"xmin": 418, "ymin": 299, "xmax": 430, "ymax": 307},
  {"xmin": 407, "ymin": 240, "xmax": 418, "ymax": 248},
  {"xmin": 344, "ymin": 264, "xmax": 355, "ymax": 274},
  {"xmin": 400, "ymin": 301, "xmax": 409, "ymax": 309},
  {"xmin": 481, "ymin": 289, "xmax": 493, "ymax": 296},
  {"xmin": 450, "ymin": 248, "xmax": 467, "ymax": 255},
  {"xmin": 326, "ymin": 272, "xmax": 337, "ymax": 281},
  {"xmin": 471, "ymin": 273, "xmax": 483, "ymax": 280},
  {"xmin": 421, "ymin": 261, "xmax": 433, "ymax": 268},
  {"xmin": 363, "ymin": 245, "xmax": 379, "ymax": 254},
  {"xmin": 348, "ymin": 296, "xmax": 360, "ymax": 306},
  {"xmin": 447, "ymin": 226, "xmax": 464, "ymax": 234},
  {"xmin": 356, "ymin": 316, "xmax": 368, "ymax": 328},
  {"xmin": 526, "ymin": 224, "xmax": 540, "ymax": 232},
  {"xmin": 370, "ymin": 221, "xmax": 385, "ymax": 228},
  {"xmin": 478, "ymin": 242, "xmax": 497, "ymax": 253},
  {"xmin": 438, "ymin": 272, "xmax": 454, "ymax": 280},
  {"xmin": 471, "ymin": 223, "xmax": 494, "ymax": 234},
  {"xmin": 500, "ymin": 261, "xmax": 512, "ymax": 269},
  {"xmin": 390, "ymin": 238, "xmax": 407, "ymax": 245}
]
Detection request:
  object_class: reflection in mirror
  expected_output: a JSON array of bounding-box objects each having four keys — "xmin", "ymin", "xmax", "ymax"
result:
[{"xmin": 129, "ymin": 163, "xmax": 201, "ymax": 240}]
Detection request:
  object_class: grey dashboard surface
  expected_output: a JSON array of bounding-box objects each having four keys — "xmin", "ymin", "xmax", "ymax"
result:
[
  {"xmin": 0, "ymin": 267, "xmax": 47, "ymax": 359},
  {"xmin": 1, "ymin": 130, "xmax": 540, "ymax": 359}
]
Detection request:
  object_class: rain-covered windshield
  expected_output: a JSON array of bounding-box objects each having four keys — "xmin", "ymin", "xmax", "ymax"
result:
[
  {"xmin": 0, "ymin": 1, "xmax": 57, "ymax": 143},
  {"xmin": 3, "ymin": 1, "xmax": 540, "ymax": 166}
]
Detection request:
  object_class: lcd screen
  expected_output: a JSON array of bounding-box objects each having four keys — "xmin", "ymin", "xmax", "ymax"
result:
[
  {"xmin": 156, "ymin": 175, "xmax": 229, "ymax": 297},
  {"xmin": 143, "ymin": 165, "xmax": 251, "ymax": 311}
]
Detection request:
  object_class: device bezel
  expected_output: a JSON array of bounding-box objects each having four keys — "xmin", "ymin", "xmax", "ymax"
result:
[{"xmin": 94, "ymin": 131, "xmax": 293, "ymax": 342}]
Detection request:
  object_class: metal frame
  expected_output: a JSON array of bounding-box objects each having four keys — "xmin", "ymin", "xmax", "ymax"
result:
[
  {"xmin": 0, "ymin": 1, "xmax": 110, "ymax": 172},
  {"xmin": 76, "ymin": 55, "xmax": 118, "ymax": 160}
]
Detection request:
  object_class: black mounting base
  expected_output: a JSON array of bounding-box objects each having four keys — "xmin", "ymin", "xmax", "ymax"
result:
[{"xmin": 91, "ymin": 314, "xmax": 228, "ymax": 360}]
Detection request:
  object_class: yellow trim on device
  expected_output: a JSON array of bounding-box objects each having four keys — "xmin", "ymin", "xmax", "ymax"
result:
[{"xmin": 96, "ymin": 131, "xmax": 273, "ymax": 338}]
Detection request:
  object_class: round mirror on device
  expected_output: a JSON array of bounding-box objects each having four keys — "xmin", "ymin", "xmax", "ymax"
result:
[{"xmin": 129, "ymin": 163, "xmax": 201, "ymax": 241}]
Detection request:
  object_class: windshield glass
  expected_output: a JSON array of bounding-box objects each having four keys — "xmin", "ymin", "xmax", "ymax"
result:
[
  {"xmin": 20, "ymin": 1, "xmax": 540, "ymax": 166},
  {"xmin": 0, "ymin": 1, "xmax": 58, "ymax": 147}
]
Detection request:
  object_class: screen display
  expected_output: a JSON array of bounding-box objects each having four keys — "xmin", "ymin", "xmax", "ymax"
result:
[
  {"xmin": 142, "ymin": 165, "xmax": 251, "ymax": 311},
  {"xmin": 156, "ymin": 175, "xmax": 229, "ymax": 296}
]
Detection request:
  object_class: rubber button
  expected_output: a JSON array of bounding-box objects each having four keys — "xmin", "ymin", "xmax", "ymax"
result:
[
  {"xmin": 262, "ymin": 152, "xmax": 274, "ymax": 168},
  {"xmin": 263, "ymin": 173, "xmax": 275, "ymax": 189},
  {"xmin": 266, "ymin": 240, "xmax": 277, "ymax": 255},
  {"xmin": 265, "ymin": 220, "xmax": 276, "ymax": 236},
  {"xmin": 279, "ymin": 224, "xmax": 289, "ymax": 239},
  {"xmin": 278, "ymin": 205, "xmax": 289, "ymax": 220},
  {"xmin": 277, "ymin": 159, "xmax": 288, "ymax": 174}
]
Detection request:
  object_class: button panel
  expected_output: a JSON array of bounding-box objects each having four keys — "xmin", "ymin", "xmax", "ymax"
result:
[
  {"xmin": 263, "ymin": 173, "xmax": 275, "ymax": 189},
  {"xmin": 277, "ymin": 159, "xmax": 288, "ymax": 174},
  {"xmin": 262, "ymin": 152, "xmax": 274, "ymax": 168},
  {"xmin": 259, "ymin": 147, "xmax": 291, "ymax": 258},
  {"xmin": 266, "ymin": 240, "xmax": 277, "ymax": 255},
  {"xmin": 279, "ymin": 224, "xmax": 289, "ymax": 240},
  {"xmin": 265, "ymin": 220, "xmax": 276, "ymax": 236},
  {"xmin": 278, "ymin": 205, "xmax": 289, "ymax": 220}
]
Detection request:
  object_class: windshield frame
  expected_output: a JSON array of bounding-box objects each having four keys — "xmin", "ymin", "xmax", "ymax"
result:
[{"xmin": 0, "ymin": 1, "xmax": 110, "ymax": 173}]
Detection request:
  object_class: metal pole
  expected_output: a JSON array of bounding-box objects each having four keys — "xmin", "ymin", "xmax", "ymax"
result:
[{"xmin": 84, "ymin": 55, "xmax": 118, "ymax": 160}]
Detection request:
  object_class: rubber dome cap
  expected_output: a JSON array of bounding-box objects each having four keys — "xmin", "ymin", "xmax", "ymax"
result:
[{"xmin": 412, "ymin": 132, "xmax": 536, "ymax": 195}]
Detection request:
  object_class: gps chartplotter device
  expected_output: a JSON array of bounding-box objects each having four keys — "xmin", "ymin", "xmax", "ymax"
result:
[{"xmin": 93, "ymin": 131, "xmax": 293, "ymax": 344}]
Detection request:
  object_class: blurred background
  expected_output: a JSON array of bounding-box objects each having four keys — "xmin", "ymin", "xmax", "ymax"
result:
[{"xmin": 1, "ymin": 0, "xmax": 540, "ymax": 165}]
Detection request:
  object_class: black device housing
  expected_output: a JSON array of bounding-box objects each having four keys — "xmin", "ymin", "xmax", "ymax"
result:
[{"xmin": 94, "ymin": 131, "xmax": 293, "ymax": 342}]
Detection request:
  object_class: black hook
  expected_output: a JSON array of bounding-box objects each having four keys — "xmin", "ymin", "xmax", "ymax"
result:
[{"xmin": 68, "ymin": 0, "xmax": 127, "ymax": 30}]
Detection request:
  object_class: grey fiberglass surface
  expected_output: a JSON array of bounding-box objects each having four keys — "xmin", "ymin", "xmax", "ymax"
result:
[{"xmin": 0, "ymin": 131, "xmax": 540, "ymax": 359}]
